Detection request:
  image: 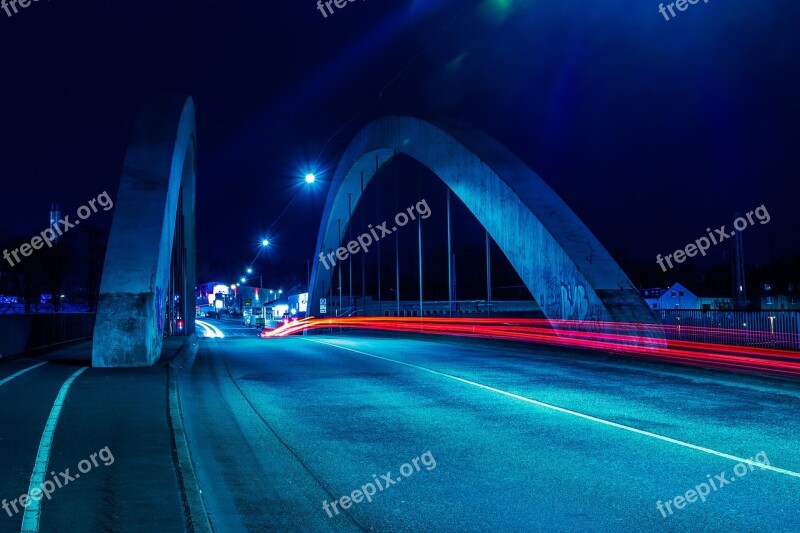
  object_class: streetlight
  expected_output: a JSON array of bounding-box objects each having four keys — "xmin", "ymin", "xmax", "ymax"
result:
[
  {"xmin": 304, "ymin": 173, "xmax": 316, "ymax": 184},
  {"xmin": 246, "ymin": 239, "xmax": 271, "ymax": 271}
]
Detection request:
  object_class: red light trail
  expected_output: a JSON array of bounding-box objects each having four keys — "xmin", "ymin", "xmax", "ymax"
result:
[{"xmin": 261, "ymin": 317, "xmax": 800, "ymax": 378}]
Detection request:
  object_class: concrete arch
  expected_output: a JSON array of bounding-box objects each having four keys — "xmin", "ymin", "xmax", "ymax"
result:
[
  {"xmin": 309, "ymin": 116, "xmax": 658, "ymax": 332},
  {"xmin": 92, "ymin": 97, "xmax": 197, "ymax": 367}
]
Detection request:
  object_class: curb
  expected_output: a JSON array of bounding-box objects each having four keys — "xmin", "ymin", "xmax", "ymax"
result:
[{"xmin": 166, "ymin": 336, "xmax": 213, "ymax": 533}]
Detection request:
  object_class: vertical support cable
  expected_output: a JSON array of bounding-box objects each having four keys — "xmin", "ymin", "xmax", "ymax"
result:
[
  {"xmin": 447, "ymin": 188, "xmax": 452, "ymax": 318},
  {"xmin": 361, "ymin": 171, "xmax": 366, "ymax": 316},
  {"xmin": 348, "ymin": 192, "xmax": 353, "ymax": 313},
  {"xmin": 486, "ymin": 230, "xmax": 492, "ymax": 318}
]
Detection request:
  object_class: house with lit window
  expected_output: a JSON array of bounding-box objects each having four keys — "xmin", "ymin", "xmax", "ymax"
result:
[
  {"xmin": 640, "ymin": 282, "xmax": 732, "ymax": 310},
  {"xmin": 640, "ymin": 282, "xmax": 698, "ymax": 310}
]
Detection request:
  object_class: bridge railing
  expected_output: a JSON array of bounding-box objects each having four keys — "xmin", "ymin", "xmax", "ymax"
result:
[
  {"xmin": 327, "ymin": 299, "xmax": 542, "ymax": 318},
  {"xmin": 0, "ymin": 313, "xmax": 96, "ymax": 359},
  {"xmin": 658, "ymin": 310, "xmax": 800, "ymax": 351}
]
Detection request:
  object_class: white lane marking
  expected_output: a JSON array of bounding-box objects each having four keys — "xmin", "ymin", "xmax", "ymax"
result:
[
  {"xmin": 0, "ymin": 363, "xmax": 47, "ymax": 388},
  {"xmin": 196, "ymin": 321, "xmax": 213, "ymax": 337},
  {"xmin": 308, "ymin": 338, "xmax": 800, "ymax": 480},
  {"xmin": 196, "ymin": 320, "xmax": 225, "ymax": 338},
  {"xmin": 20, "ymin": 367, "xmax": 88, "ymax": 533}
]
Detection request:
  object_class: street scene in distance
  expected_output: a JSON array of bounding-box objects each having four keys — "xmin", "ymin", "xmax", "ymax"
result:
[{"xmin": 1, "ymin": 1, "xmax": 799, "ymax": 531}]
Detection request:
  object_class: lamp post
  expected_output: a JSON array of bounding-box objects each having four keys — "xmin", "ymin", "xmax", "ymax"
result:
[{"xmin": 261, "ymin": 174, "xmax": 317, "ymax": 247}]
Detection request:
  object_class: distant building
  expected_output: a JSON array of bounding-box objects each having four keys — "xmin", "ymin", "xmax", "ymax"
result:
[
  {"xmin": 49, "ymin": 203, "xmax": 61, "ymax": 243},
  {"xmin": 641, "ymin": 282, "xmax": 697, "ymax": 310},
  {"xmin": 640, "ymin": 282, "xmax": 732, "ymax": 310},
  {"xmin": 696, "ymin": 296, "xmax": 733, "ymax": 310},
  {"xmin": 196, "ymin": 281, "xmax": 233, "ymax": 307},
  {"xmin": 761, "ymin": 282, "xmax": 800, "ymax": 310}
]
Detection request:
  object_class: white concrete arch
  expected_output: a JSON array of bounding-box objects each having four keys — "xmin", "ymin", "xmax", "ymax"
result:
[
  {"xmin": 92, "ymin": 97, "xmax": 197, "ymax": 367},
  {"xmin": 309, "ymin": 116, "xmax": 659, "ymax": 336}
]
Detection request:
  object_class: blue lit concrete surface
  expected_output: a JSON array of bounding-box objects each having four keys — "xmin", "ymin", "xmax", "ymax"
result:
[{"xmin": 1, "ymin": 0, "xmax": 799, "ymax": 530}]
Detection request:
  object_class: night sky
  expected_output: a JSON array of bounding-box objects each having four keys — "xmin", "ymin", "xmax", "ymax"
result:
[{"xmin": 1, "ymin": 0, "xmax": 798, "ymax": 291}]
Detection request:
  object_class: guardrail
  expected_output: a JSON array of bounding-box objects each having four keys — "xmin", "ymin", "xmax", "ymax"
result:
[
  {"xmin": 659, "ymin": 310, "xmax": 800, "ymax": 351},
  {"xmin": 0, "ymin": 313, "xmax": 96, "ymax": 358}
]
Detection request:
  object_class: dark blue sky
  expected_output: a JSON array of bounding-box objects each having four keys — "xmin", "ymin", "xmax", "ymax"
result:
[{"xmin": 1, "ymin": 0, "xmax": 797, "ymax": 283}]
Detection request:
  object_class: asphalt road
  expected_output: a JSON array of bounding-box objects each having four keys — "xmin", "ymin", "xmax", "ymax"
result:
[
  {"xmin": 179, "ymin": 328, "xmax": 800, "ymax": 532},
  {"xmin": 196, "ymin": 317, "xmax": 264, "ymax": 338}
]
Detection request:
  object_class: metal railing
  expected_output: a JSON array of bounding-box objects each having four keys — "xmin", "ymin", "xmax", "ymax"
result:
[
  {"xmin": 0, "ymin": 313, "xmax": 96, "ymax": 358},
  {"xmin": 659, "ymin": 310, "xmax": 800, "ymax": 351}
]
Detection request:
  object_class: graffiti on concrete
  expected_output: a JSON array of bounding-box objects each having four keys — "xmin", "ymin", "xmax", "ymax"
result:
[
  {"xmin": 156, "ymin": 286, "xmax": 164, "ymax": 332},
  {"xmin": 561, "ymin": 282, "xmax": 589, "ymax": 321}
]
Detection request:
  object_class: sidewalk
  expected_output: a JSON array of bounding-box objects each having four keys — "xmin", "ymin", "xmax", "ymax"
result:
[{"xmin": 9, "ymin": 337, "xmax": 192, "ymax": 531}]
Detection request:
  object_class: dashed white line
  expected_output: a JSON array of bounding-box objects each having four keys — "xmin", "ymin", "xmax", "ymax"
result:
[
  {"xmin": 0, "ymin": 363, "xmax": 47, "ymax": 388},
  {"xmin": 20, "ymin": 367, "xmax": 88, "ymax": 533},
  {"xmin": 307, "ymin": 338, "xmax": 800, "ymax": 480}
]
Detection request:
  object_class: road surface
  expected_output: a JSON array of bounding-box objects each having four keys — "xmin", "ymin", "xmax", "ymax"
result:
[
  {"xmin": 179, "ymin": 328, "xmax": 800, "ymax": 531},
  {"xmin": 1, "ymin": 321, "xmax": 797, "ymax": 532}
]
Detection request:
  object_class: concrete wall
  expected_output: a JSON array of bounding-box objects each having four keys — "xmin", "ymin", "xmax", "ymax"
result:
[
  {"xmin": 308, "ymin": 116, "xmax": 662, "ymax": 343},
  {"xmin": 92, "ymin": 97, "xmax": 197, "ymax": 367},
  {"xmin": 0, "ymin": 314, "xmax": 95, "ymax": 358}
]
